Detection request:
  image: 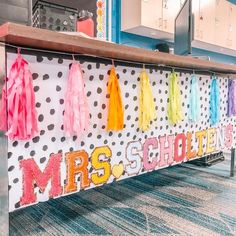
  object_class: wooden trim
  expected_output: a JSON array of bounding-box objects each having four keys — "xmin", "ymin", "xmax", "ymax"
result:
[{"xmin": 0, "ymin": 23, "xmax": 236, "ymax": 74}]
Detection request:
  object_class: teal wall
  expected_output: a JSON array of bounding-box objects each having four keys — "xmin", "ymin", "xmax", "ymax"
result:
[{"xmin": 112, "ymin": 0, "xmax": 236, "ymax": 64}]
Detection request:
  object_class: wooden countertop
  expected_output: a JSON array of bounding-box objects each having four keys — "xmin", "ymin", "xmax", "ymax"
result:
[{"xmin": 0, "ymin": 22, "xmax": 236, "ymax": 74}]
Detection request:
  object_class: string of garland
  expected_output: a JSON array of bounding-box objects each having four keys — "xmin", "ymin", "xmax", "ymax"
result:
[{"xmin": 0, "ymin": 47, "xmax": 235, "ymax": 141}]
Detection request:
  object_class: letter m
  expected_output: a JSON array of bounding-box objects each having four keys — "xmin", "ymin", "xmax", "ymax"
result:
[{"xmin": 20, "ymin": 153, "xmax": 62, "ymax": 206}]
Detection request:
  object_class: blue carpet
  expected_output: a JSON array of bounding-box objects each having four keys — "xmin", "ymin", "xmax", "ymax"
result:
[{"xmin": 10, "ymin": 157, "xmax": 236, "ymax": 235}]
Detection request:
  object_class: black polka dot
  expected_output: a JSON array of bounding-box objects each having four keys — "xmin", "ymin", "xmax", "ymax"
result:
[
  {"xmin": 43, "ymin": 74, "xmax": 49, "ymax": 80},
  {"xmin": 40, "ymin": 157, "xmax": 46, "ymax": 163},
  {"xmin": 58, "ymin": 72, "xmax": 63, "ymax": 78},
  {"xmin": 32, "ymin": 73, "xmax": 39, "ymax": 80},
  {"xmin": 30, "ymin": 150, "xmax": 35, "ymax": 156},
  {"xmin": 89, "ymin": 75, "xmax": 94, "ymax": 81},
  {"xmin": 34, "ymin": 86, "xmax": 40, "ymax": 92},
  {"xmin": 40, "ymin": 130, "xmax": 45, "ymax": 136},
  {"xmin": 36, "ymin": 102, "xmax": 41, "ymax": 108},
  {"xmin": 24, "ymin": 142, "xmax": 29, "ymax": 148},
  {"xmin": 8, "ymin": 166, "xmax": 14, "ymax": 172},
  {"xmin": 43, "ymin": 145, "xmax": 48, "ymax": 151},
  {"xmin": 33, "ymin": 136, "xmax": 40, "ymax": 143},
  {"xmin": 51, "ymin": 137, "xmax": 56, "ymax": 142},
  {"xmin": 99, "ymin": 75, "xmax": 104, "ymax": 80},
  {"xmin": 15, "ymin": 202, "xmax": 21, "ymax": 209},
  {"xmin": 60, "ymin": 99, "xmax": 64, "ymax": 104},
  {"xmin": 13, "ymin": 141, "xmax": 18, "ymax": 147},
  {"xmin": 37, "ymin": 56, "xmax": 43, "ymax": 62},
  {"xmin": 96, "ymin": 63, "xmax": 100, "ymax": 69},
  {"xmin": 56, "ymin": 86, "xmax": 61, "ymax": 91},
  {"xmin": 58, "ymin": 58, "xmax": 63, "ymax": 64},
  {"xmin": 50, "ymin": 109, "xmax": 55, "ymax": 115},
  {"xmin": 13, "ymin": 178, "xmax": 19, "ymax": 184},
  {"xmin": 61, "ymin": 137, "xmax": 66, "ymax": 142},
  {"xmin": 46, "ymin": 97, "xmax": 51, "ymax": 103},
  {"xmin": 87, "ymin": 64, "xmax": 92, "ymax": 70},
  {"xmin": 38, "ymin": 114, "xmax": 44, "ymax": 122},
  {"xmin": 48, "ymin": 124, "xmax": 54, "ymax": 131},
  {"xmin": 98, "ymin": 113, "xmax": 102, "ymax": 119},
  {"xmin": 87, "ymin": 91, "xmax": 91, "ymax": 97},
  {"xmin": 97, "ymin": 87, "xmax": 102, "ymax": 94},
  {"xmin": 18, "ymin": 155, "xmax": 23, "ymax": 161}
]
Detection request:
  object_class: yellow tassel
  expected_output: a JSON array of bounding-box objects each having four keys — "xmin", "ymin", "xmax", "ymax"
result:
[
  {"xmin": 107, "ymin": 67, "xmax": 124, "ymax": 131},
  {"xmin": 167, "ymin": 71, "xmax": 183, "ymax": 124},
  {"xmin": 139, "ymin": 69, "xmax": 157, "ymax": 131}
]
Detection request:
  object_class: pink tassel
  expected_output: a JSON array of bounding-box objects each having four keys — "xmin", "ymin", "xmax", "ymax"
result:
[
  {"xmin": 0, "ymin": 49, "xmax": 38, "ymax": 140},
  {"xmin": 63, "ymin": 62, "xmax": 89, "ymax": 139}
]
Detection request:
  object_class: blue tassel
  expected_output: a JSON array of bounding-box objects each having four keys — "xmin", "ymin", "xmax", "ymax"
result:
[
  {"xmin": 210, "ymin": 77, "xmax": 220, "ymax": 125},
  {"xmin": 189, "ymin": 75, "xmax": 200, "ymax": 122}
]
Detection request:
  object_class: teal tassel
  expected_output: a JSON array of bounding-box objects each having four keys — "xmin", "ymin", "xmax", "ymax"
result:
[
  {"xmin": 189, "ymin": 75, "xmax": 200, "ymax": 122},
  {"xmin": 210, "ymin": 77, "xmax": 220, "ymax": 125}
]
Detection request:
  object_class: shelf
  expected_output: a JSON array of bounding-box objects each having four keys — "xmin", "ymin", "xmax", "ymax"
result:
[{"xmin": 0, "ymin": 23, "xmax": 236, "ymax": 74}]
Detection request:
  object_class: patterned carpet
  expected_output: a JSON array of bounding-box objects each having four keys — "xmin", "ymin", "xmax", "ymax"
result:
[{"xmin": 10, "ymin": 156, "xmax": 236, "ymax": 236}]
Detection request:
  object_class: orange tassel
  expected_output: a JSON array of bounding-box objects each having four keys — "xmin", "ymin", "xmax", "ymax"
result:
[{"xmin": 107, "ymin": 67, "xmax": 124, "ymax": 131}]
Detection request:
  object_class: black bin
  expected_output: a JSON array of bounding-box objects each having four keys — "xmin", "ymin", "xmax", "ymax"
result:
[{"xmin": 33, "ymin": 0, "xmax": 78, "ymax": 31}]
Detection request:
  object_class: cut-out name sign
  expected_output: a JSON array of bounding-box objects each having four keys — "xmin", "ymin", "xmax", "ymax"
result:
[{"xmin": 20, "ymin": 124, "xmax": 233, "ymax": 207}]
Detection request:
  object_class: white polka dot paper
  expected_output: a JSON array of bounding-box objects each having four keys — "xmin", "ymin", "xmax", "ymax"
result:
[{"xmin": 6, "ymin": 52, "xmax": 236, "ymax": 212}]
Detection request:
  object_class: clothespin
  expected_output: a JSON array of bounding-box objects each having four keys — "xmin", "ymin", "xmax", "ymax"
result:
[
  {"xmin": 72, "ymin": 54, "xmax": 75, "ymax": 62},
  {"xmin": 143, "ymin": 63, "xmax": 145, "ymax": 71},
  {"xmin": 17, "ymin": 47, "xmax": 21, "ymax": 55}
]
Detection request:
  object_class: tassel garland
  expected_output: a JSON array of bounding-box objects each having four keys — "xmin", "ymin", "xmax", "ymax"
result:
[
  {"xmin": 167, "ymin": 71, "xmax": 183, "ymax": 124},
  {"xmin": 227, "ymin": 79, "xmax": 236, "ymax": 117},
  {"xmin": 210, "ymin": 77, "xmax": 220, "ymax": 125},
  {"xmin": 63, "ymin": 62, "xmax": 89, "ymax": 138},
  {"xmin": 139, "ymin": 69, "xmax": 156, "ymax": 131},
  {"xmin": 189, "ymin": 75, "xmax": 200, "ymax": 122},
  {"xmin": 0, "ymin": 49, "xmax": 38, "ymax": 140},
  {"xmin": 107, "ymin": 66, "xmax": 124, "ymax": 131}
]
